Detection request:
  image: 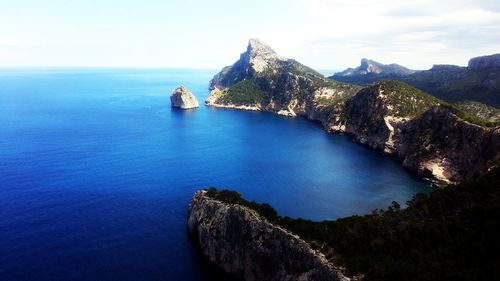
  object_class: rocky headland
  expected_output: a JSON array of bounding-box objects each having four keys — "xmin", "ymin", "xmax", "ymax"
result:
[
  {"xmin": 187, "ymin": 167, "xmax": 500, "ymax": 281},
  {"xmin": 187, "ymin": 190, "xmax": 350, "ymax": 281},
  {"xmin": 170, "ymin": 86, "xmax": 199, "ymax": 109},
  {"xmin": 205, "ymin": 39, "xmax": 500, "ymax": 184}
]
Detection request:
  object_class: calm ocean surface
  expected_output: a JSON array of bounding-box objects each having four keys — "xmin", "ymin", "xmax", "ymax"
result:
[{"xmin": 0, "ymin": 68, "xmax": 432, "ymax": 280}]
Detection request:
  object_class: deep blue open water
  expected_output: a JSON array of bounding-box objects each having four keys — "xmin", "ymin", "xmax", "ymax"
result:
[{"xmin": 0, "ymin": 68, "xmax": 432, "ymax": 280}]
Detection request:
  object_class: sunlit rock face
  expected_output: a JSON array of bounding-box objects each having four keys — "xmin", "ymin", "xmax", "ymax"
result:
[{"xmin": 170, "ymin": 86, "xmax": 199, "ymax": 109}]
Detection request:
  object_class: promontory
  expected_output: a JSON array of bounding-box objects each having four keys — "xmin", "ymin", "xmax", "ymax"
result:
[{"xmin": 205, "ymin": 39, "xmax": 500, "ymax": 185}]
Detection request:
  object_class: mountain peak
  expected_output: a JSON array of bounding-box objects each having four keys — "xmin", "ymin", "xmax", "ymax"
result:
[
  {"xmin": 247, "ymin": 39, "xmax": 277, "ymax": 57},
  {"xmin": 334, "ymin": 58, "xmax": 416, "ymax": 77}
]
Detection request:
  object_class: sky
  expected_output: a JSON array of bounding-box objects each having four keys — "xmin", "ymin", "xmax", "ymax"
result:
[{"xmin": 0, "ymin": 0, "xmax": 499, "ymax": 71}]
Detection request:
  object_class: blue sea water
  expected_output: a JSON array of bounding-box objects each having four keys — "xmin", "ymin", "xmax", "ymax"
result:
[{"xmin": 0, "ymin": 68, "xmax": 432, "ymax": 280}]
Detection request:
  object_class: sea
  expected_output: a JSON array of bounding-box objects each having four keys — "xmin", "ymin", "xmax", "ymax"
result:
[{"xmin": 0, "ymin": 68, "xmax": 432, "ymax": 280}]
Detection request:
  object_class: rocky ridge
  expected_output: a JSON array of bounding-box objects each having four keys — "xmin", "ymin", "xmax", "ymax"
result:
[
  {"xmin": 187, "ymin": 190, "xmax": 349, "ymax": 281},
  {"xmin": 331, "ymin": 54, "xmax": 500, "ymax": 107},
  {"xmin": 170, "ymin": 86, "xmax": 199, "ymax": 109},
  {"xmin": 468, "ymin": 53, "xmax": 500, "ymax": 70},
  {"xmin": 335, "ymin": 58, "xmax": 416, "ymax": 77},
  {"xmin": 206, "ymin": 40, "xmax": 500, "ymax": 184}
]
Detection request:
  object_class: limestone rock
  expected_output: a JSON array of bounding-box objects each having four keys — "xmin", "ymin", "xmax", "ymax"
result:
[
  {"xmin": 188, "ymin": 190, "xmax": 349, "ymax": 281},
  {"xmin": 170, "ymin": 86, "xmax": 199, "ymax": 109}
]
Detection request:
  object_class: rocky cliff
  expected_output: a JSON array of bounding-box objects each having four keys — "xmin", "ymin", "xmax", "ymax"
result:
[
  {"xmin": 397, "ymin": 106, "xmax": 500, "ymax": 183},
  {"xmin": 170, "ymin": 86, "xmax": 199, "ymax": 109},
  {"xmin": 187, "ymin": 190, "xmax": 349, "ymax": 281},
  {"xmin": 206, "ymin": 40, "xmax": 500, "ymax": 184}
]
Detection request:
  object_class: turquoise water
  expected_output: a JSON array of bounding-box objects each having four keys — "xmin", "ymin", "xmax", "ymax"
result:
[{"xmin": 0, "ymin": 68, "xmax": 431, "ymax": 280}]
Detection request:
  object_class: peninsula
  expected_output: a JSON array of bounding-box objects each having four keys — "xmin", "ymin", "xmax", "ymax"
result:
[{"xmin": 206, "ymin": 39, "xmax": 500, "ymax": 184}]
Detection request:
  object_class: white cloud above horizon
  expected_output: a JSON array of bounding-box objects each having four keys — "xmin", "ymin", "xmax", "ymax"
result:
[{"xmin": 0, "ymin": 0, "xmax": 499, "ymax": 71}]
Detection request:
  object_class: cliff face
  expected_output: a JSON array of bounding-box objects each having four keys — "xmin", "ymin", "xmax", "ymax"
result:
[
  {"xmin": 206, "ymin": 40, "xmax": 500, "ymax": 184},
  {"xmin": 188, "ymin": 191, "xmax": 349, "ymax": 281},
  {"xmin": 397, "ymin": 107, "xmax": 500, "ymax": 183},
  {"xmin": 325, "ymin": 82, "xmax": 499, "ymax": 184}
]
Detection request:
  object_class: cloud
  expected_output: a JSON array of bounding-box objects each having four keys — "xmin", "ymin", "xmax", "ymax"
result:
[
  {"xmin": 270, "ymin": 0, "xmax": 500, "ymax": 69},
  {"xmin": 0, "ymin": 0, "xmax": 498, "ymax": 69}
]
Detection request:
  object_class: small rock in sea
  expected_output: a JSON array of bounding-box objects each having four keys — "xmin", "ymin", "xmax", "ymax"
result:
[{"xmin": 170, "ymin": 86, "xmax": 199, "ymax": 109}]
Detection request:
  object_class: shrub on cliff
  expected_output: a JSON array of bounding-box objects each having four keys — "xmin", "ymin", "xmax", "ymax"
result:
[{"xmin": 205, "ymin": 187, "xmax": 278, "ymax": 221}]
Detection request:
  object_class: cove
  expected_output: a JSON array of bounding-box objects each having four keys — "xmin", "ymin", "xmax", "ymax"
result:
[{"xmin": 0, "ymin": 68, "xmax": 432, "ymax": 280}]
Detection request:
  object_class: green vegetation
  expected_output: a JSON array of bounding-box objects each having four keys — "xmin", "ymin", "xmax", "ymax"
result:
[
  {"xmin": 207, "ymin": 167, "xmax": 500, "ymax": 281},
  {"xmin": 316, "ymin": 96, "xmax": 340, "ymax": 107},
  {"xmin": 378, "ymin": 80, "xmax": 499, "ymax": 127},
  {"xmin": 379, "ymin": 80, "xmax": 441, "ymax": 118},
  {"xmin": 441, "ymin": 104, "xmax": 500, "ymax": 127},
  {"xmin": 217, "ymin": 79, "xmax": 270, "ymax": 105},
  {"xmin": 205, "ymin": 188, "xmax": 278, "ymax": 221},
  {"xmin": 448, "ymin": 101, "xmax": 500, "ymax": 127}
]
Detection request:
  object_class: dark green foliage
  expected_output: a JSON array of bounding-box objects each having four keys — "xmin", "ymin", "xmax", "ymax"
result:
[
  {"xmin": 205, "ymin": 187, "xmax": 217, "ymax": 198},
  {"xmin": 282, "ymin": 168, "xmax": 500, "ymax": 281},
  {"xmin": 259, "ymin": 203, "xmax": 278, "ymax": 221},
  {"xmin": 379, "ymin": 80, "xmax": 441, "ymax": 118},
  {"xmin": 454, "ymin": 101, "xmax": 500, "ymax": 124},
  {"xmin": 219, "ymin": 79, "xmax": 270, "ymax": 105},
  {"xmin": 440, "ymin": 103, "xmax": 500, "ymax": 127},
  {"xmin": 209, "ymin": 167, "xmax": 500, "ymax": 281},
  {"xmin": 204, "ymin": 188, "xmax": 278, "ymax": 221}
]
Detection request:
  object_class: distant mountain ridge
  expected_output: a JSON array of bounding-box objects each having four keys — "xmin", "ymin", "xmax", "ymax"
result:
[
  {"xmin": 335, "ymin": 58, "xmax": 416, "ymax": 77},
  {"xmin": 331, "ymin": 54, "xmax": 500, "ymax": 107}
]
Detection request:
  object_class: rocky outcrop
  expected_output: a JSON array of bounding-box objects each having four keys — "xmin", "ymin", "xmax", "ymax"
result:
[
  {"xmin": 468, "ymin": 54, "xmax": 500, "ymax": 70},
  {"xmin": 397, "ymin": 106, "xmax": 500, "ymax": 183},
  {"xmin": 205, "ymin": 40, "xmax": 500, "ymax": 184},
  {"xmin": 170, "ymin": 86, "xmax": 199, "ymax": 109},
  {"xmin": 187, "ymin": 190, "xmax": 349, "ymax": 281}
]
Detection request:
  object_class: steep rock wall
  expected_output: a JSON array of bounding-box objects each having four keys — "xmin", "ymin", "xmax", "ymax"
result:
[{"xmin": 188, "ymin": 191, "xmax": 349, "ymax": 281}]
